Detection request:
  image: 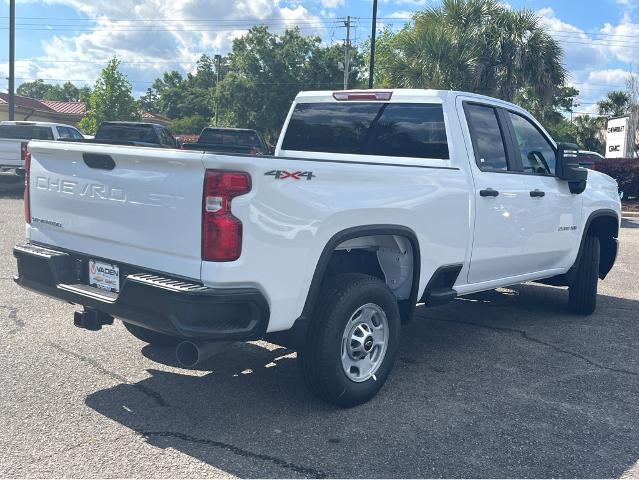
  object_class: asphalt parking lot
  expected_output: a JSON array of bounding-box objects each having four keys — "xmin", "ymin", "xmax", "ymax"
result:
[{"xmin": 0, "ymin": 174, "xmax": 638, "ymax": 478}]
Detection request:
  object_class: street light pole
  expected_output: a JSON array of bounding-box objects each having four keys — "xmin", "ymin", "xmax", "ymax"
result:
[
  {"xmin": 8, "ymin": 0, "xmax": 16, "ymax": 121},
  {"xmin": 214, "ymin": 54, "xmax": 221, "ymax": 127},
  {"xmin": 368, "ymin": 0, "xmax": 378, "ymax": 89}
]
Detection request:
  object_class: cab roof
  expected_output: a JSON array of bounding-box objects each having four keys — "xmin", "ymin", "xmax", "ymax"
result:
[{"xmin": 294, "ymin": 89, "xmax": 526, "ymax": 114}]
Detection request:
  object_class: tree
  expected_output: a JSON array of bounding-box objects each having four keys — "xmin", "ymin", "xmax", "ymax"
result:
[
  {"xmin": 379, "ymin": 0, "xmax": 565, "ymax": 103},
  {"xmin": 513, "ymin": 85, "xmax": 581, "ymax": 142},
  {"xmin": 16, "ymin": 79, "xmax": 89, "ymax": 101},
  {"xmin": 151, "ymin": 71, "xmax": 186, "ymax": 119},
  {"xmin": 16, "ymin": 79, "xmax": 51, "ymax": 99},
  {"xmin": 626, "ymin": 71, "xmax": 639, "ymax": 157},
  {"xmin": 139, "ymin": 88, "xmax": 160, "ymax": 114},
  {"xmin": 169, "ymin": 115, "xmax": 209, "ymax": 135},
  {"xmin": 79, "ymin": 57, "xmax": 139, "ymax": 134},
  {"xmin": 215, "ymin": 26, "xmax": 361, "ymax": 140},
  {"xmin": 146, "ymin": 54, "xmax": 218, "ymax": 120},
  {"xmin": 597, "ymin": 90, "xmax": 630, "ymax": 117},
  {"xmin": 573, "ymin": 115, "xmax": 605, "ymax": 153}
]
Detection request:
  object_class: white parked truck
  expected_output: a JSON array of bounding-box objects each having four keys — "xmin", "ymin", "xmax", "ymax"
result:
[
  {"xmin": 0, "ymin": 121, "xmax": 85, "ymax": 175},
  {"xmin": 14, "ymin": 90, "xmax": 621, "ymax": 406}
]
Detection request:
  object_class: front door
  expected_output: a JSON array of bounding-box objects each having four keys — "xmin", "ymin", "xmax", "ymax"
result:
[{"xmin": 505, "ymin": 110, "xmax": 583, "ymax": 273}]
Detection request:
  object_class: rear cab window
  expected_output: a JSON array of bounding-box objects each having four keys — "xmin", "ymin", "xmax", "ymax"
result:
[
  {"xmin": 199, "ymin": 129, "xmax": 262, "ymax": 148},
  {"xmin": 280, "ymin": 102, "xmax": 450, "ymax": 160},
  {"xmin": 0, "ymin": 125, "xmax": 54, "ymax": 140},
  {"xmin": 96, "ymin": 124, "xmax": 158, "ymax": 144}
]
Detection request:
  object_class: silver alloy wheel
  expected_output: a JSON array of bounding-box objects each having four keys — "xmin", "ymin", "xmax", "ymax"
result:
[{"xmin": 341, "ymin": 303, "xmax": 389, "ymax": 383}]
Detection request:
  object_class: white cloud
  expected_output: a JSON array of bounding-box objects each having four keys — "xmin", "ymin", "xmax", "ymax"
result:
[
  {"xmin": 599, "ymin": 19, "xmax": 639, "ymax": 64},
  {"xmin": 9, "ymin": 0, "xmax": 322, "ymax": 95},
  {"xmin": 586, "ymin": 68, "xmax": 631, "ymax": 85},
  {"xmin": 320, "ymin": 0, "xmax": 343, "ymax": 8},
  {"xmin": 392, "ymin": 0, "xmax": 428, "ymax": 5},
  {"xmin": 535, "ymin": 8, "xmax": 637, "ymax": 117},
  {"xmin": 387, "ymin": 10, "xmax": 413, "ymax": 19},
  {"xmin": 537, "ymin": 8, "xmax": 607, "ymax": 72}
]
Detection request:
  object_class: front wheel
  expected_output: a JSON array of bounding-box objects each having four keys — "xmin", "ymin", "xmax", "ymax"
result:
[
  {"xmin": 299, "ymin": 273, "xmax": 401, "ymax": 407},
  {"xmin": 569, "ymin": 235, "xmax": 600, "ymax": 315}
]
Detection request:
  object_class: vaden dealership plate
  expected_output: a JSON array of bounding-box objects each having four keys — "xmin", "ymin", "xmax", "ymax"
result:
[{"xmin": 88, "ymin": 259, "xmax": 120, "ymax": 293}]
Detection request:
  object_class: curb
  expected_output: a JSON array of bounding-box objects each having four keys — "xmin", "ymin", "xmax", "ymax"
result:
[{"xmin": 622, "ymin": 211, "xmax": 639, "ymax": 218}]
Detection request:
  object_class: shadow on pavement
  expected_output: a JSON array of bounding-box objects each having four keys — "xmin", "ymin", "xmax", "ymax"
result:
[
  {"xmin": 85, "ymin": 283, "xmax": 639, "ymax": 478},
  {"xmin": 0, "ymin": 174, "xmax": 24, "ymax": 199},
  {"xmin": 621, "ymin": 218, "xmax": 639, "ymax": 229}
]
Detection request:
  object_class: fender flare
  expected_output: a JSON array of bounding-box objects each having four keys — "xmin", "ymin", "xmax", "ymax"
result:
[
  {"xmin": 300, "ymin": 224, "xmax": 421, "ymax": 320},
  {"xmin": 543, "ymin": 209, "xmax": 620, "ymax": 287},
  {"xmin": 578, "ymin": 209, "xmax": 620, "ymax": 280}
]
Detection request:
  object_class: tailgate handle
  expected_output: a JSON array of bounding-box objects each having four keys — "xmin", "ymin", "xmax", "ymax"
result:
[{"xmin": 83, "ymin": 153, "xmax": 115, "ymax": 170}]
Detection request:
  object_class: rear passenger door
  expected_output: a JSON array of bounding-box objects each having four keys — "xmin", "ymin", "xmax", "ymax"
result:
[{"xmin": 462, "ymin": 101, "xmax": 534, "ymax": 283}]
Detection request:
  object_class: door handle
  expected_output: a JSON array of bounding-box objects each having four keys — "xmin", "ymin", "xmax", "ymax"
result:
[
  {"xmin": 530, "ymin": 189, "xmax": 546, "ymax": 198},
  {"xmin": 480, "ymin": 188, "xmax": 499, "ymax": 197}
]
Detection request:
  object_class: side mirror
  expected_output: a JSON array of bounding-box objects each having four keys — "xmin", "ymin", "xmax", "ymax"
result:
[{"xmin": 556, "ymin": 143, "xmax": 588, "ymax": 194}]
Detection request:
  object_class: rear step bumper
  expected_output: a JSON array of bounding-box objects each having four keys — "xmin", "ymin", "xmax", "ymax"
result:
[{"xmin": 13, "ymin": 243, "xmax": 269, "ymax": 341}]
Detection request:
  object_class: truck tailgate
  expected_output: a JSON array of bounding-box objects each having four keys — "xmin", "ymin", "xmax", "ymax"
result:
[{"xmin": 27, "ymin": 141, "xmax": 205, "ymax": 280}]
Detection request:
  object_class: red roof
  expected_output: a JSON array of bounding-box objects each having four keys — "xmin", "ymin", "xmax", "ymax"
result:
[
  {"xmin": 142, "ymin": 111, "xmax": 169, "ymax": 123},
  {"xmin": 41, "ymin": 100, "xmax": 85, "ymax": 115},
  {"xmin": 1, "ymin": 93, "xmax": 165, "ymax": 123},
  {"xmin": 0, "ymin": 93, "xmax": 55, "ymax": 111}
]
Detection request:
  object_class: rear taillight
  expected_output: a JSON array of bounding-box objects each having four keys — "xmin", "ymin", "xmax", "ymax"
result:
[
  {"xmin": 201, "ymin": 170, "xmax": 251, "ymax": 262},
  {"xmin": 20, "ymin": 142, "xmax": 28, "ymax": 161},
  {"xmin": 24, "ymin": 150, "xmax": 31, "ymax": 224}
]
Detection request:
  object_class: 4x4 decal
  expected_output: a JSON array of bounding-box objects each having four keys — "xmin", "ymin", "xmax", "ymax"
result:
[{"xmin": 265, "ymin": 170, "xmax": 315, "ymax": 180}]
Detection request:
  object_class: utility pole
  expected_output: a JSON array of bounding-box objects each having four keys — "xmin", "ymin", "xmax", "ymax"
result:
[
  {"xmin": 343, "ymin": 16, "xmax": 351, "ymax": 90},
  {"xmin": 368, "ymin": 0, "xmax": 378, "ymax": 89},
  {"xmin": 214, "ymin": 54, "xmax": 221, "ymax": 126},
  {"xmin": 8, "ymin": 0, "xmax": 16, "ymax": 121}
]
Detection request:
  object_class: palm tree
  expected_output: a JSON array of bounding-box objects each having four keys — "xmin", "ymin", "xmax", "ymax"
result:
[
  {"xmin": 573, "ymin": 115, "xmax": 605, "ymax": 153},
  {"xmin": 387, "ymin": 0, "xmax": 566, "ymax": 102},
  {"xmin": 597, "ymin": 90, "xmax": 630, "ymax": 117}
]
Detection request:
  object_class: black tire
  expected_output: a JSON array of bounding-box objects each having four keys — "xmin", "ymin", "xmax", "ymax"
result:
[
  {"xmin": 123, "ymin": 322, "xmax": 179, "ymax": 347},
  {"xmin": 299, "ymin": 273, "xmax": 401, "ymax": 407},
  {"xmin": 569, "ymin": 235, "xmax": 600, "ymax": 315}
]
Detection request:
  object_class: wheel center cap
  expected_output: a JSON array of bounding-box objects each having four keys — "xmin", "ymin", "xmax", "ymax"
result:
[{"xmin": 364, "ymin": 336, "xmax": 374, "ymax": 352}]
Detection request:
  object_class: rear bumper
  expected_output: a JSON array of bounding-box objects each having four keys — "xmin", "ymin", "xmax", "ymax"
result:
[{"xmin": 13, "ymin": 243, "xmax": 269, "ymax": 341}]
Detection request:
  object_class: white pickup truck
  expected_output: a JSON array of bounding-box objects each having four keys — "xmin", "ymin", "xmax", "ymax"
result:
[
  {"xmin": 0, "ymin": 121, "xmax": 85, "ymax": 175},
  {"xmin": 14, "ymin": 89, "xmax": 621, "ymax": 406}
]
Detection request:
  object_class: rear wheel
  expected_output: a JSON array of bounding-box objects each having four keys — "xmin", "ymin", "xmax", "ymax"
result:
[
  {"xmin": 123, "ymin": 322, "xmax": 179, "ymax": 347},
  {"xmin": 299, "ymin": 273, "xmax": 401, "ymax": 407},
  {"xmin": 569, "ymin": 235, "xmax": 600, "ymax": 315}
]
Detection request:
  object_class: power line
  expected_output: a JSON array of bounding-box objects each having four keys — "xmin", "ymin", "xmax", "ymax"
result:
[{"xmin": 11, "ymin": 76, "xmax": 348, "ymax": 87}]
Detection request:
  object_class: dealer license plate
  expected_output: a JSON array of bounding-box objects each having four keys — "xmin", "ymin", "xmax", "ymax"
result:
[{"xmin": 88, "ymin": 259, "xmax": 120, "ymax": 293}]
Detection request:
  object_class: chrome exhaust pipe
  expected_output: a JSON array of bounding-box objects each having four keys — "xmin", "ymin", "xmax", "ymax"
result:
[{"xmin": 175, "ymin": 340, "xmax": 232, "ymax": 368}]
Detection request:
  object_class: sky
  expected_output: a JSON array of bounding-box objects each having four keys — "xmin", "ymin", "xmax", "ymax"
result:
[{"xmin": 0, "ymin": 0, "xmax": 638, "ymax": 114}]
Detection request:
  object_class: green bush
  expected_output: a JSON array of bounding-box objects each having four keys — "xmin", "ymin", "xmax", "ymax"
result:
[
  {"xmin": 169, "ymin": 115, "xmax": 210, "ymax": 135},
  {"xmin": 595, "ymin": 158, "xmax": 639, "ymax": 199}
]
